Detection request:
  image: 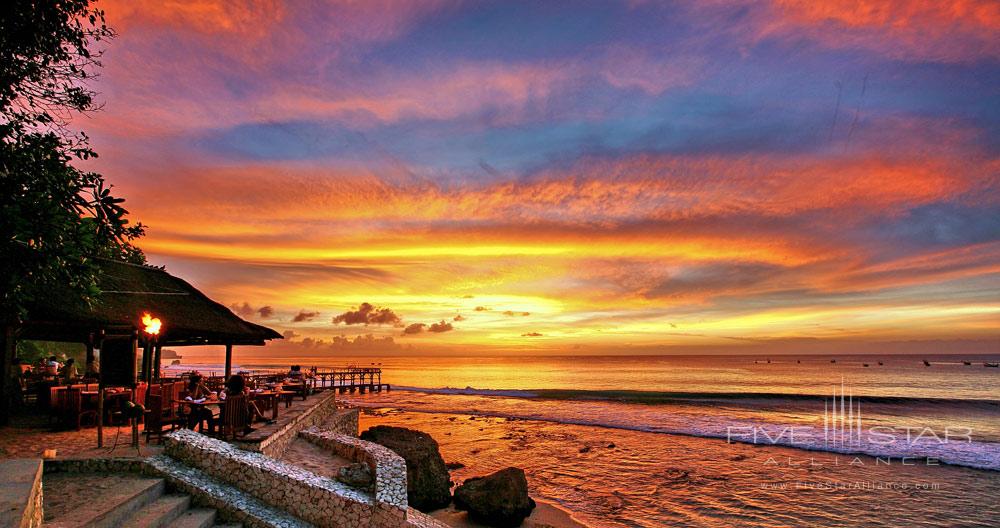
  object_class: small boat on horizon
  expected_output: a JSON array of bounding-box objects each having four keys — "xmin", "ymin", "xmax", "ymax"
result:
[
  {"xmin": 877, "ymin": 361, "xmax": 883, "ymax": 366},
  {"xmin": 985, "ymin": 362, "xmax": 999, "ymax": 368},
  {"xmin": 830, "ymin": 359, "xmax": 836, "ymax": 363},
  {"xmin": 923, "ymin": 360, "xmax": 931, "ymax": 367},
  {"xmin": 963, "ymin": 361, "xmax": 972, "ymax": 366},
  {"xmin": 863, "ymin": 363, "xmax": 869, "ymax": 367}
]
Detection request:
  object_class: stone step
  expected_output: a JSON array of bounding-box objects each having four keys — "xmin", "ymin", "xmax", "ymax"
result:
[
  {"xmin": 144, "ymin": 455, "xmax": 313, "ymax": 528},
  {"xmin": 123, "ymin": 494, "xmax": 190, "ymax": 528},
  {"xmin": 168, "ymin": 508, "xmax": 217, "ymax": 528},
  {"xmin": 43, "ymin": 474, "xmax": 165, "ymax": 528}
]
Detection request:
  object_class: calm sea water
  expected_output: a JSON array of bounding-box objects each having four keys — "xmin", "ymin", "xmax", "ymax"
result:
[{"xmin": 177, "ymin": 354, "xmax": 1000, "ymax": 526}]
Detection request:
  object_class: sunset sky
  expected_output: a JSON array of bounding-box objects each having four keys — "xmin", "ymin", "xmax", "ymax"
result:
[{"xmin": 82, "ymin": 1, "xmax": 998, "ymax": 356}]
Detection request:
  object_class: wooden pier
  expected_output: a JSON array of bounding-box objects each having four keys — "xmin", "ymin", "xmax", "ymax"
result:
[{"xmin": 311, "ymin": 367, "xmax": 389, "ymax": 394}]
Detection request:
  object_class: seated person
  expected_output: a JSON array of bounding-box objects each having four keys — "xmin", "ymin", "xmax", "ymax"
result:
[
  {"xmin": 286, "ymin": 365, "xmax": 304, "ymax": 380},
  {"xmin": 45, "ymin": 356, "xmax": 61, "ymax": 376},
  {"xmin": 184, "ymin": 373, "xmax": 216, "ymax": 433},
  {"xmin": 223, "ymin": 374, "xmax": 269, "ymax": 431},
  {"xmin": 59, "ymin": 358, "xmax": 79, "ymax": 384},
  {"xmin": 85, "ymin": 359, "xmax": 100, "ymax": 380}
]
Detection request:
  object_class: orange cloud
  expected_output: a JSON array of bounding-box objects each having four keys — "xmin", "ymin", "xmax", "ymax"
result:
[
  {"xmin": 100, "ymin": 0, "xmax": 287, "ymax": 39},
  {"xmin": 758, "ymin": 0, "xmax": 1000, "ymax": 62}
]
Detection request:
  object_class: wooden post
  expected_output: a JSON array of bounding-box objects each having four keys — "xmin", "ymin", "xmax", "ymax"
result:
[
  {"xmin": 85, "ymin": 335, "xmax": 95, "ymax": 376},
  {"xmin": 0, "ymin": 325, "xmax": 15, "ymax": 426},
  {"xmin": 97, "ymin": 384, "xmax": 104, "ymax": 448},
  {"xmin": 152, "ymin": 344, "xmax": 162, "ymax": 381},
  {"xmin": 224, "ymin": 343, "xmax": 233, "ymax": 380},
  {"xmin": 130, "ymin": 387, "xmax": 139, "ymax": 448},
  {"xmin": 139, "ymin": 340, "xmax": 149, "ymax": 382}
]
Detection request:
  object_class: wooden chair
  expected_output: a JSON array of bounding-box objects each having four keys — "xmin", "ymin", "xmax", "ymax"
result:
[
  {"xmin": 254, "ymin": 391, "xmax": 274, "ymax": 416},
  {"xmin": 165, "ymin": 382, "xmax": 185, "ymax": 420},
  {"xmin": 216, "ymin": 395, "xmax": 249, "ymax": 441},
  {"xmin": 143, "ymin": 394, "xmax": 181, "ymax": 444},
  {"xmin": 134, "ymin": 382, "xmax": 148, "ymax": 408},
  {"xmin": 48, "ymin": 386, "xmax": 74, "ymax": 423},
  {"xmin": 62, "ymin": 388, "xmax": 97, "ymax": 430}
]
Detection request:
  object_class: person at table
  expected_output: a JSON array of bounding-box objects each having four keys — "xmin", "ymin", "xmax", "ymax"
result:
[
  {"xmin": 45, "ymin": 356, "xmax": 61, "ymax": 377},
  {"xmin": 223, "ymin": 374, "xmax": 269, "ymax": 426},
  {"xmin": 185, "ymin": 373, "xmax": 216, "ymax": 433},
  {"xmin": 59, "ymin": 358, "xmax": 78, "ymax": 384},
  {"xmin": 286, "ymin": 365, "xmax": 304, "ymax": 380},
  {"xmin": 85, "ymin": 359, "xmax": 100, "ymax": 380}
]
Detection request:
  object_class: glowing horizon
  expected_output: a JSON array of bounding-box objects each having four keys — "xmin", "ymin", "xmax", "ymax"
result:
[{"xmin": 82, "ymin": 1, "xmax": 999, "ymax": 355}]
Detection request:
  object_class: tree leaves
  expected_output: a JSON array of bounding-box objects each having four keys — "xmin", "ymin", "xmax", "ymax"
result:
[{"xmin": 1, "ymin": 1, "xmax": 143, "ymax": 323}]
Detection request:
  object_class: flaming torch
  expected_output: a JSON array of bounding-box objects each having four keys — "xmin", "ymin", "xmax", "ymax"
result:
[
  {"xmin": 142, "ymin": 312, "xmax": 162, "ymax": 335},
  {"xmin": 140, "ymin": 312, "xmax": 162, "ymax": 382}
]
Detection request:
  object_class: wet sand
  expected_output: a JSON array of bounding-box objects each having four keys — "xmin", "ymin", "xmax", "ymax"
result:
[{"xmin": 431, "ymin": 499, "xmax": 587, "ymax": 528}]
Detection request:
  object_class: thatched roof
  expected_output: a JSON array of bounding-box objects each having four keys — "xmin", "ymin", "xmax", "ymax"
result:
[{"xmin": 21, "ymin": 259, "xmax": 282, "ymax": 346}]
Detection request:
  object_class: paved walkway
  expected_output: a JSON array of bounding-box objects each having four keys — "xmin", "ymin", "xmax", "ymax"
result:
[{"xmin": 0, "ymin": 414, "xmax": 164, "ymax": 460}]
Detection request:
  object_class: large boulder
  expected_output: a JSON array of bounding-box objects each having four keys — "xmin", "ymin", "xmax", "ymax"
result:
[
  {"xmin": 453, "ymin": 467, "xmax": 536, "ymax": 527},
  {"xmin": 359, "ymin": 426, "xmax": 451, "ymax": 511}
]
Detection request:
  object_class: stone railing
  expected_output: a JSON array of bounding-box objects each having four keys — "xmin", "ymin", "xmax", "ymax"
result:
[
  {"xmin": 164, "ymin": 428, "xmax": 406, "ymax": 527},
  {"xmin": 299, "ymin": 427, "xmax": 408, "ymax": 515},
  {"xmin": 0, "ymin": 459, "xmax": 44, "ymax": 528}
]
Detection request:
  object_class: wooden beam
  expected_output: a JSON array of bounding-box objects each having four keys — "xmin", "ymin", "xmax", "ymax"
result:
[{"xmin": 224, "ymin": 343, "xmax": 233, "ymax": 380}]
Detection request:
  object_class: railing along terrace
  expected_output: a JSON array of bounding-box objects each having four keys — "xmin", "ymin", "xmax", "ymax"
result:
[{"xmin": 160, "ymin": 366, "xmax": 388, "ymax": 392}]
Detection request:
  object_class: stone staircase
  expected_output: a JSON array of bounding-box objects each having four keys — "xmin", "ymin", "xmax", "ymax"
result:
[{"xmin": 42, "ymin": 472, "xmax": 240, "ymax": 528}]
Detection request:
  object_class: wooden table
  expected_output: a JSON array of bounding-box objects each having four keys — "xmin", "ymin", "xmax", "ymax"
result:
[
  {"xmin": 277, "ymin": 390, "xmax": 297, "ymax": 408},
  {"xmin": 82, "ymin": 390, "xmax": 131, "ymax": 424},
  {"xmin": 174, "ymin": 398, "xmax": 221, "ymax": 432},
  {"xmin": 283, "ymin": 382, "xmax": 309, "ymax": 400},
  {"xmin": 249, "ymin": 391, "xmax": 280, "ymax": 420}
]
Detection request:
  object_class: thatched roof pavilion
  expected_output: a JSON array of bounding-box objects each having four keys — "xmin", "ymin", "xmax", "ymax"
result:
[{"xmin": 18, "ymin": 258, "xmax": 281, "ymax": 380}]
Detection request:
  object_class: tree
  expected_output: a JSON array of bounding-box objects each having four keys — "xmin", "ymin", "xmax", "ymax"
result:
[{"xmin": 1, "ymin": 0, "xmax": 144, "ymax": 422}]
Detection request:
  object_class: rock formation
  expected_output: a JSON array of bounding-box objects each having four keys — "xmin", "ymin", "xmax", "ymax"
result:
[
  {"xmin": 454, "ymin": 467, "xmax": 536, "ymax": 527},
  {"xmin": 359, "ymin": 425, "xmax": 452, "ymax": 511}
]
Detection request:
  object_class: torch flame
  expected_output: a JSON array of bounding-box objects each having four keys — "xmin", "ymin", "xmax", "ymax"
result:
[{"xmin": 142, "ymin": 312, "xmax": 162, "ymax": 335}]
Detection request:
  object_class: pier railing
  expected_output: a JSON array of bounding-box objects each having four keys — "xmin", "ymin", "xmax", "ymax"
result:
[{"xmin": 163, "ymin": 366, "xmax": 390, "ymax": 394}]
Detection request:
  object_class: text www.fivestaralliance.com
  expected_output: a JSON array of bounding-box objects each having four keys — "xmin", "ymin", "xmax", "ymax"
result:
[{"xmin": 759, "ymin": 481, "xmax": 940, "ymax": 490}]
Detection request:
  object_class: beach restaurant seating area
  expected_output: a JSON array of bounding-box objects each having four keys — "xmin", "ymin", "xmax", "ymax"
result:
[
  {"xmin": 25, "ymin": 368, "xmax": 318, "ymax": 440},
  {"xmin": 1, "ymin": 258, "xmax": 284, "ymax": 452}
]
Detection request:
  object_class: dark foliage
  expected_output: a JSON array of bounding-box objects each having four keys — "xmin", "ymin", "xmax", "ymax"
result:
[{"xmin": 1, "ymin": 0, "xmax": 144, "ymax": 324}]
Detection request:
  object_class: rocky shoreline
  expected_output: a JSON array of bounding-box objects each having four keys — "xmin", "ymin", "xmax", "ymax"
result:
[{"xmin": 360, "ymin": 425, "xmax": 550, "ymax": 527}]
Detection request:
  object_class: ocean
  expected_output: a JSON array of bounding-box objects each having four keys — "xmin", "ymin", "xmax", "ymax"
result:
[{"xmin": 174, "ymin": 353, "xmax": 1000, "ymax": 526}]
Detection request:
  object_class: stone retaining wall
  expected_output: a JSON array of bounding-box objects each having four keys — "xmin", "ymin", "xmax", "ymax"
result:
[
  {"xmin": 165, "ymin": 428, "xmax": 405, "ymax": 527},
  {"xmin": 0, "ymin": 459, "xmax": 44, "ymax": 528},
  {"xmin": 327, "ymin": 407, "xmax": 361, "ymax": 436},
  {"xmin": 299, "ymin": 428, "xmax": 408, "ymax": 516},
  {"xmin": 238, "ymin": 390, "xmax": 356, "ymax": 458}
]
